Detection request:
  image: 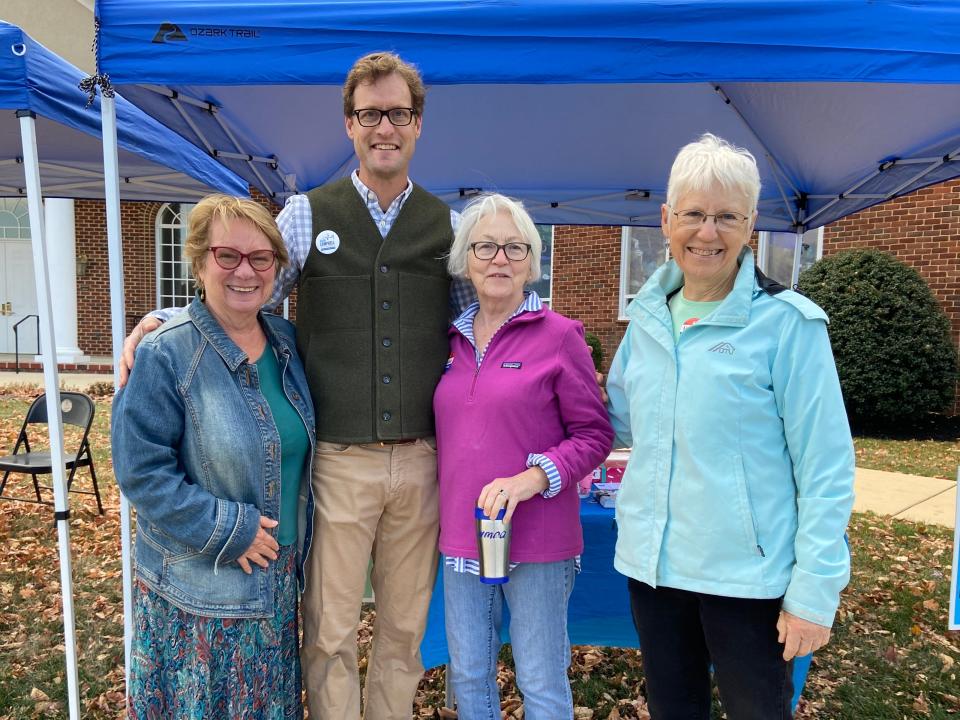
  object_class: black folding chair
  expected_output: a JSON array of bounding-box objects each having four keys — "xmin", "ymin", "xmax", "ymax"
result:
[{"xmin": 0, "ymin": 391, "xmax": 103, "ymax": 514}]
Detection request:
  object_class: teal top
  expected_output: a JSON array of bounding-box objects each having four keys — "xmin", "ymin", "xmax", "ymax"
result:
[
  {"xmin": 668, "ymin": 289, "xmax": 721, "ymax": 342},
  {"xmin": 256, "ymin": 346, "xmax": 310, "ymax": 546}
]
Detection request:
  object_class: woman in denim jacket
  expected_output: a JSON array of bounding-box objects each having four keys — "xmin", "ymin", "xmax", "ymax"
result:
[{"xmin": 112, "ymin": 194, "xmax": 315, "ymax": 719}]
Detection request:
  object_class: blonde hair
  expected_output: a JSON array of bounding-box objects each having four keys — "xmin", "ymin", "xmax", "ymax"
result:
[
  {"xmin": 342, "ymin": 52, "xmax": 426, "ymax": 117},
  {"xmin": 184, "ymin": 194, "xmax": 288, "ymax": 290}
]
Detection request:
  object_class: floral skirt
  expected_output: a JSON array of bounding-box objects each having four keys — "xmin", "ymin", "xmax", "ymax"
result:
[{"xmin": 127, "ymin": 544, "xmax": 302, "ymax": 720}]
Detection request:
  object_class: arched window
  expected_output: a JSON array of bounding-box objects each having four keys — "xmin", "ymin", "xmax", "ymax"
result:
[
  {"xmin": 0, "ymin": 198, "xmax": 30, "ymax": 239},
  {"xmin": 155, "ymin": 203, "xmax": 196, "ymax": 308}
]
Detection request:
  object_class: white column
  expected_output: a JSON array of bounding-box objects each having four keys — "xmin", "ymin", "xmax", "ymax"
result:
[{"xmin": 43, "ymin": 198, "xmax": 88, "ymax": 362}]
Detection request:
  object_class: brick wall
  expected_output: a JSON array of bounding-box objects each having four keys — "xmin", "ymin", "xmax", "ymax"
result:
[
  {"xmin": 74, "ymin": 188, "xmax": 292, "ymax": 357},
  {"xmin": 551, "ymin": 182, "xmax": 960, "ymax": 415},
  {"xmin": 823, "ymin": 179, "xmax": 960, "ymax": 414},
  {"xmin": 551, "ymin": 225, "xmax": 625, "ymax": 372},
  {"xmin": 75, "ymin": 199, "xmax": 162, "ymax": 355},
  {"xmin": 70, "ymin": 181, "xmax": 958, "ymax": 416}
]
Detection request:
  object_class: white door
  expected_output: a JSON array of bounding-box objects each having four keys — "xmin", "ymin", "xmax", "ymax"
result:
[{"xmin": 0, "ymin": 239, "xmax": 38, "ymax": 354}]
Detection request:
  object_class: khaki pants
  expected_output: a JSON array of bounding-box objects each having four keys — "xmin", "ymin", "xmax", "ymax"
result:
[{"xmin": 302, "ymin": 439, "xmax": 440, "ymax": 720}]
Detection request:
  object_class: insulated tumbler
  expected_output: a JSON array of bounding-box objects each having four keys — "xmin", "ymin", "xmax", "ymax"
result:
[{"xmin": 475, "ymin": 506, "xmax": 511, "ymax": 584}]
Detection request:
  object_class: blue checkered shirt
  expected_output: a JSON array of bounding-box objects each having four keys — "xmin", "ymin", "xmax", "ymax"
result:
[{"xmin": 269, "ymin": 170, "xmax": 476, "ymax": 316}]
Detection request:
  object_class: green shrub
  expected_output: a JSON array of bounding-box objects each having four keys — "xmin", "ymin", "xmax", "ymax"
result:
[
  {"xmin": 797, "ymin": 249, "xmax": 958, "ymax": 431},
  {"xmin": 584, "ymin": 332, "xmax": 603, "ymax": 372}
]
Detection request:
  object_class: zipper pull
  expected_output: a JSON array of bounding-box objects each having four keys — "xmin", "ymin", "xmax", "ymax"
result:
[{"xmin": 757, "ymin": 544, "xmax": 766, "ymax": 557}]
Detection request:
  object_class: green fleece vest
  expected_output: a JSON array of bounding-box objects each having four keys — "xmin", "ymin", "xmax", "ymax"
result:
[{"xmin": 296, "ymin": 178, "xmax": 452, "ymax": 443}]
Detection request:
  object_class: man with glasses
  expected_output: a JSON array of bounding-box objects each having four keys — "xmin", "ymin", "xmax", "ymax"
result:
[
  {"xmin": 122, "ymin": 52, "xmax": 471, "ymax": 720},
  {"xmin": 287, "ymin": 51, "xmax": 470, "ymax": 720}
]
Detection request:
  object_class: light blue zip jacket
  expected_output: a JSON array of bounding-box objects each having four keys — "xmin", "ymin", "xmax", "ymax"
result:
[
  {"xmin": 607, "ymin": 248, "xmax": 854, "ymax": 627},
  {"xmin": 112, "ymin": 297, "xmax": 316, "ymax": 618}
]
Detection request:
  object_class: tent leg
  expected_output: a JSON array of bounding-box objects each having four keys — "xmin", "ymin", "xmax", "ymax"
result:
[
  {"xmin": 18, "ymin": 110, "xmax": 81, "ymax": 720},
  {"xmin": 100, "ymin": 94, "xmax": 135, "ymax": 705}
]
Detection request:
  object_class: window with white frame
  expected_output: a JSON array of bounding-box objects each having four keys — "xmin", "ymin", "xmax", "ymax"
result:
[
  {"xmin": 155, "ymin": 203, "xmax": 196, "ymax": 309},
  {"xmin": 757, "ymin": 227, "xmax": 823, "ymax": 288},
  {"xmin": 619, "ymin": 226, "xmax": 669, "ymax": 319},
  {"xmin": 0, "ymin": 198, "xmax": 30, "ymax": 239},
  {"xmin": 529, "ymin": 224, "xmax": 553, "ymax": 305}
]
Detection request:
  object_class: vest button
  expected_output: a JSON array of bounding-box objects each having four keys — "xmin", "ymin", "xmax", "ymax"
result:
[
  {"xmin": 382, "ymin": 411, "xmax": 392, "ymax": 421},
  {"xmin": 382, "ymin": 375, "xmax": 391, "ymax": 384},
  {"xmin": 382, "ymin": 338, "xmax": 392, "ymax": 347},
  {"xmin": 379, "ymin": 264, "xmax": 389, "ymax": 273},
  {"xmin": 381, "ymin": 300, "xmax": 392, "ymax": 310}
]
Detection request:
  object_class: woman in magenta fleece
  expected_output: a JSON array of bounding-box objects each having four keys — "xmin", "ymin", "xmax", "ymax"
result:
[{"xmin": 433, "ymin": 193, "xmax": 614, "ymax": 719}]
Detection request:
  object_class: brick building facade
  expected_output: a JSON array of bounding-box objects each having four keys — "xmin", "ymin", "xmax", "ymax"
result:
[
  {"xmin": 72, "ymin": 189, "xmax": 291, "ymax": 356},
  {"xmin": 40, "ymin": 179, "xmax": 960, "ymax": 417},
  {"xmin": 552, "ymin": 181, "xmax": 960, "ymax": 377}
]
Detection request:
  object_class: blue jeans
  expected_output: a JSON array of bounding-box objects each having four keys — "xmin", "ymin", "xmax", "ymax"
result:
[
  {"xmin": 443, "ymin": 559, "xmax": 576, "ymax": 720},
  {"xmin": 628, "ymin": 579, "xmax": 794, "ymax": 720}
]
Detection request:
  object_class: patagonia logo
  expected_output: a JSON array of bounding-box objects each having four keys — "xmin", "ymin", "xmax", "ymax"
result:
[
  {"xmin": 501, "ymin": 361, "xmax": 522, "ymax": 369},
  {"xmin": 708, "ymin": 342, "xmax": 736, "ymax": 355}
]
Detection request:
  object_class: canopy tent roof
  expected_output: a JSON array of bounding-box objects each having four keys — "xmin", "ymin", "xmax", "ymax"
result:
[
  {"xmin": 93, "ymin": 0, "xmax": 960, "ymax": 230},
  {"xmin": 0, "ymin": 21, "xmax": 247, "ymax": 201}
]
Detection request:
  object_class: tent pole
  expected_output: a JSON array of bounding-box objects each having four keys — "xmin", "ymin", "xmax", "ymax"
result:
[
  {"xmin": 17, "ymin": 109, "xmax": 81, "ymax": 720},
  {"xmin": 100, "ymin": 92, "xmax": 134, "ymax": 698}
]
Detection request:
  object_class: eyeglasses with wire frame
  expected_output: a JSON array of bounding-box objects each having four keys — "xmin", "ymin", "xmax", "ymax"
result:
[
  {"xmin": 469, "ymin": 241, "xmax": 532, "ymax": 261},
  {"xmin": 208, "ymin": 246, "xmax": 278, "ymax": 271},
  {"xmin": 352, "ymin": 107, "xmax": 417, "ymax": 127},
  {"xmin": 671, "ymin": 208, "xmax": 751, "ymax": 232}
]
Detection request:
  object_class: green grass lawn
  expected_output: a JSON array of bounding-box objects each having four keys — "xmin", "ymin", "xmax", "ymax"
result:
[
  {"xmin": 855, "ymin": 437, "xmax": 960, "ymax": 481},
  {"xmin": 0, "ymin": 389, "xmax": 957, "ymax": 718}
]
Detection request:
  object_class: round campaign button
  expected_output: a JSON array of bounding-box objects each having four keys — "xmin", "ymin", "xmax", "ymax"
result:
[{"xmin": 315, "ymin": 230, "xmax": 340, "ymax": 255}]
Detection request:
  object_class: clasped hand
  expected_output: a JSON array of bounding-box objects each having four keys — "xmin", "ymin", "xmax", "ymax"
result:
[{"xmin": 236, "ymin": 516, "xmax": 279, "ymax": 574}]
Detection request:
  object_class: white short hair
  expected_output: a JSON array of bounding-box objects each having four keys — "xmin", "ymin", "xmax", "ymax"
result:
[
  {"xmin": 448, "ymin": 193, "xmax": 542, "ymax": 281},
  {"xmin": 666, "ymin": 133, "xmax": 761, "ymax": 212}
]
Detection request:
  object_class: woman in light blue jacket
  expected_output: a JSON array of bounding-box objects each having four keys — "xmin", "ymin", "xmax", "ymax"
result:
[
  {"xmin": 113, "ymin": 195, "xmax": 315, "ymax": 719},
  {"xmin": 607, "ymin": 134, "xmax": 854, "ymax": 720}
]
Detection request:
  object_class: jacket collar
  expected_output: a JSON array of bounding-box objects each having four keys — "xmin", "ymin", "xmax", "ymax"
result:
[
  {"xmin": 187, "ymin": 295, "xmax": 289, "ymax": 371},
  {"xmin": 449, "ymin": 290, "xmax": 545, "ymax": 341},
  {"xmin": 630, "ymin": 247, "xmax": 759, "ymax": 328}
]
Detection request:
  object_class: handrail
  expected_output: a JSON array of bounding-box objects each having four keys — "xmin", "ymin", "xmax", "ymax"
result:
[{"xmin": 13, "ymin": 314, "xmax": 40, "ymax": 374}]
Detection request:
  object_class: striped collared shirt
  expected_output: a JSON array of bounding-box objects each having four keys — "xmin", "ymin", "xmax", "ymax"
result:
[{"xmin": 269, "ymin": 170, "xmax": 475, "ymax": 315}]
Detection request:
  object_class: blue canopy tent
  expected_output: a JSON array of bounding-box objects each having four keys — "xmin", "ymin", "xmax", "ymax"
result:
[
  {"xmin": 1, "ymin": 21, "xmax": 246, "ymax": 718},
  {"xmin": 0, "ymin": 22, "xmax": 246, "ymax": 201},
  {"xmin": 92, "ymin": 0, "xmax": 960, "ymax": 711},
  {"xmin": 92, "ymin": 0, "xmax": 960, "ymax": 230}
]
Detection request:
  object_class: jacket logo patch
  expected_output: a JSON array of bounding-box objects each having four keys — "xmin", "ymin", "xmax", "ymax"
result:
[
  {"xmin": 444, "ymin": 355, "xmax": 454, "ymax": 372},
  {"xmin": 501, "ymin": 361, "xmax": 522, "ymax": 369},
  {"xmin": 708, "ymin": 342, "xmax": 735, "ymax": 355}
]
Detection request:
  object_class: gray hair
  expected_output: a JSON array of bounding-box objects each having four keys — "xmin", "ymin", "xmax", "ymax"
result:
[
  {"xmin": 448, "ymin": 193, "xmax": 542, "ymax": 281},
  {"xmin": 666, "ymin": 133, "xmax": 761, "ymax": 212}
]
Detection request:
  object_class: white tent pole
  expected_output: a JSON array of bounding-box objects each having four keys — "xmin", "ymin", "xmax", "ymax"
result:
[
  {"xmin": 18, "ymin": 109, "xmax": 81, "ymax": 720},
  {"xmin": 100, "ymin": 92, "xmax": 135, "ymax": 695}
]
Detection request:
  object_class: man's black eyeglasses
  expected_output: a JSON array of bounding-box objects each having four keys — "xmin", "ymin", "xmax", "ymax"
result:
[{"xmin": 353, "ymin": 108, "xmax": 417, "ymax": 127}]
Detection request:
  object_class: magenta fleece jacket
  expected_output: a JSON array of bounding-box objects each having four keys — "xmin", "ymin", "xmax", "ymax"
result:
[{"xmin": 433, "ymin": 307, "xmax": 614, "ymax": 563}]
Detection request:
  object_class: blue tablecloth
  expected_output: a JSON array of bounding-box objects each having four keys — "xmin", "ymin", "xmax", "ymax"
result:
[{"xmin": 420, "ymin": 497, "xmax": 812, "ymax": 709}]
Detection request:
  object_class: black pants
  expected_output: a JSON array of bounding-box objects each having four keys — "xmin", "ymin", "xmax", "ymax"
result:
[{"xmin": 628, "ymin": 579, "xmax": 794, "ymax": 720}]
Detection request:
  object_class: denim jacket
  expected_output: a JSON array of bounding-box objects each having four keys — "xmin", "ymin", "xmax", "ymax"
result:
[{"xmin": 112, "ymin": 298, "xmax": 316, "ymax": 618}]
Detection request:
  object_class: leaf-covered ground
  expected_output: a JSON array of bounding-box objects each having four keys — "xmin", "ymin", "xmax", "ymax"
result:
[{"xmin": 0, "ymin": 388, "xmax": 957, "ymax": 718}]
